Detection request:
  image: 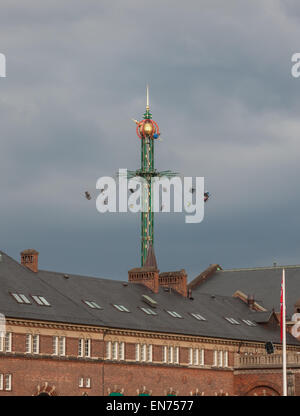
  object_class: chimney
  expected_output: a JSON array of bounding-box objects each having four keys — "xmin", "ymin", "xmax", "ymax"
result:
[
  {"xmin": 159, "ymin": 269, "xmax": 188, "ymax": 297},
  {"xmin": 20, "ymin": 249, "xmax": 39, "ymax": 273},
  {"xmin": 247, "ymin": 294, "xmax": 255, "ymax": 310}
]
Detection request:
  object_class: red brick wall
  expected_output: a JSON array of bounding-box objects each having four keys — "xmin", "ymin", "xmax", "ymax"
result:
[
  {"xmin": 40, "ymin": 335, "xmax": 53, "ymax": 355},
  {"xmin": 234, "ymin": 373, "xmax": 282, "ymax": 396}
]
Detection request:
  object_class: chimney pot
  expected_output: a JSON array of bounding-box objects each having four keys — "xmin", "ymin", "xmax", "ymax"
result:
[
  {"xmin": 247, "ymin": 294, "xmax": 255, "ymax": 309},
  {"xmin": 20, "ymin": 249, "xmax": 39, "ymax": 273}
]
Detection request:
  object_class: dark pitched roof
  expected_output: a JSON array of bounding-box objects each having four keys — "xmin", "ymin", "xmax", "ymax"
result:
[
  {"xmin": 190, "ymin": 265, "xmax": 300, "ymax": 317},
  {"xmin": 0, "ymin": 251, "xmax": 299, "ymax": 346}
]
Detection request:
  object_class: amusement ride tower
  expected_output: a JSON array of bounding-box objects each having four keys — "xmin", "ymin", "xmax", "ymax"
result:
[{"xmin": 128, "ymin": 87, "xmax": 177, "ymax": 266}]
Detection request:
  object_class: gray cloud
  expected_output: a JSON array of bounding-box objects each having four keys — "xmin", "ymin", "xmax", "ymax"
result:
[{"xmin": 1, "ymin": 0, "xmax": 300, "ymax": 280}]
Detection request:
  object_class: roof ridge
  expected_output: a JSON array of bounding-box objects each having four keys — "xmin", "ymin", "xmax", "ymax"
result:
[
  {"xmin": 220, "ymin": 265, "xmax": 300, "ymax": 272},
  {"xmin": 38, "ymin": 269, "xmax": 126, "ymax": 283}
]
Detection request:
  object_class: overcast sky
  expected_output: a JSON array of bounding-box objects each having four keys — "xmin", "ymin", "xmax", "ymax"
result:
[{"xmin": 1, "ymin": 0, "xmax": 300, "ymax": 281}]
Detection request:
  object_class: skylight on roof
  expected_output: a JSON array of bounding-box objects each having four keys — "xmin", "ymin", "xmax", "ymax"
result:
[
  {"xmin": 225, "ymin": 317, "xmax": 240, "ymax": 325},
  {"xmin": 140, "ymin": 307, "xmax": 157, "ymax": 315},
  {"xmin": 166, "ymin": 310, "xmax": 183, "ymax": 318},
  {"xmin": 113, "ymin": 304, "xmax": 130, "ymax": 312},
  {"xmin": 142, "ymin": 294, "xmax": 157, "ymax": 308},
  {"xmin": 190, "ymin": 313, "xmax": 206, "ymax": 321},
  {"xmin": 11, "ymin": 293, "xmax": 31, "ymax": 304},
  {"xmin": 84, "ymin": 300, "xmax": 102, "ymax": 309},
  {"xmin": 31, "ymin": 295, "xmax": 51, "ymax": 306},
  {"xmin": 242, "ymin": 319, "xmax": 257, "ymax": 327}
]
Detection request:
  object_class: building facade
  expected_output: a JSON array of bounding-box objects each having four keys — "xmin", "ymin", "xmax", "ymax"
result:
[{"xmin": 0, "ymin": 249, "xmax": 300, "ymax": 396}]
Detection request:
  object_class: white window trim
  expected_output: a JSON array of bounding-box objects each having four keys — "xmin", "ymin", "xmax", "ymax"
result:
[
  {"xmin": 163, "ymin": 346, "xmax": 167, "ymax": 363},
  {"xmin": 147, "ymin": 344, "xmax": 153, "ymax": 362},
  {"xmin": 224, "ymin": 351, "xmax": 228, "ymax": 367},
  {"xmin": 174, "ymin": 346, "xmax": 179, "ymax": 364},
  {"xmin": 5, "ymin": 374, "xmax": 11, "ymax": 391},
  {"xmin": 26, "ymin": 334, "xmax": 32, "ymax": 354},
  {"xmin": 33, "ymin": 334, "xmax": 39, "ymax": 354},
  {"xmin": 200, "ymin": 349, "xmax": 205, "ymax": 366},
  {"xmin": 53, "ymin": 336, "xmax": 58, "ymax": 355},
  {"xmin": 141, "ymin": 344, "xmax": 146, "ymax": 362},
  {"xmin": 0, "ymin": 374, "xmax": 3, "ymax": 390},
  {"xmin": 119, "ymin": 342, "xmax": 125, "ymax": 361},
  {"xmin": 168, "ymin": 346, "xmax": 173, "ymax": 363},
  {"xmin": 78, "ymin": 339, "xmax": 84, "ymax": 357},
  {"xmin": 135, "ymin": 343, "xmax": 140, "ymax": 361},
  {"xmin": 5, "ymin": 333, "xmax": 12, "ymax": 352},
  {"xmin": 213, "ymin": 350, "xmax": 218, "ymax": 367},
  {"xmin": 85, "ymin": 339, "xmax": 91, "ymax": 358},
  {"xmin": 59, "ymin": 336, "xmax": 66, "ymax": 356},
  {"xmin": 218, "ymin": 350, "xmax": 223, "ymax": 367},
  {"xmin": 106, "ymin": 341, "xmax": 112, "ymax": 360}
]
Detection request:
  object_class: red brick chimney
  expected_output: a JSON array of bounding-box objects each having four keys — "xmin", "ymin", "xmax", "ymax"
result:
[
  {"xmin": 159, "ymin": 270, "xmax": 188, "ymax": 297},
  {"xmin": 128, "ymin": 244, "xmax": 159, "ymax": 293},
  {"xmin": 247, "ymin": 295, "xmax": 255, "ymax": 310},
  {"xmin": 20, "ymin": 249, "xmax": 39, "ymax": 273},
  {"xmin": 128, "ymin": 266, "xmax": 159, "ymax": 293}
]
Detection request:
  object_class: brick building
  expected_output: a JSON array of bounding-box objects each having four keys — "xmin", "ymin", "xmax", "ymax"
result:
[{"xmin": 0, "ymin": 248, "xmax": 300, "ymax": 396}]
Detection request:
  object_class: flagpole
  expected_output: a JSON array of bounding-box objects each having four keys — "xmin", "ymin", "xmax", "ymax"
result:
[{"xmin": 282, "ymin": 268, "xmax": 287, "ymax": 396}]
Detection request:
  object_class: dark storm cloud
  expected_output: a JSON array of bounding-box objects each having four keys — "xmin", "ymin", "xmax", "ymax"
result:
[{"xmin": 1, "ymin": 0, "xmax": 300, "ymax": 279}]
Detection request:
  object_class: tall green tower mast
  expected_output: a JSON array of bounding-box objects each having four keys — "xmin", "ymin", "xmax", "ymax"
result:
[{"xmin": 128, "ymin": 87, "xmax": 177, "ymax": 266}]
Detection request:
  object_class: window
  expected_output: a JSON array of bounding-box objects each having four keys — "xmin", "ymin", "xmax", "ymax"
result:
[
  {"xmin": 119, "ymin": 342, "xmax": 125, "ymax": 361},
  {"xmin": 224, "ymin": 351, "xmax": 228, "ymax": 367},
  {"xmin": 112, "ymin": 341, "xmax": 118, "ymax": 360},
  {"xmin": 0, "ymin": 374, "xmax": 3, "ymax": 390},
  {"xmin": 113, "ymin": 304, "xmax": 130, "ymax": 312},
  {"xmin": 107, "ymin": 341, "xmax": 125, "ymax": 361},
  {"xmin": 85, "ymin": 339, "xmax": 91, "ymax": 357},
  {"xmin": 140, "ymin": 307, "xmax": 157, "ymax": 315},
  {"xmin": 86, "ymin": 378, "xmax": 91, "ymax": 388},
  {"xmin": 78, "ymin": 339, "xmax": 91, "ymax": 357},
  {"xmin": 224, "ymin": 317, "xmax": 240, "ymax": 325},
  {"xmin": 147, "ymin": 345, "xmax": 153, "ymax": 362},
  {"xmin": 106, "ymin": 341, "xmax": 112, "ymax": 360},
  {"xmin": 166, "ymin": 311, "xmax": 183, "ymax": 318},
  {"xmin": 79, "ymin": 377, "xmax": 84, "ymax": 388},
  {"xmin": 31, "ymin": 295, "xmax": 51, "ymax": 306},
  {"xmin": 141, "ymin": 344, "xmax": 146, "ymax": 362},
  {"xmin": 213, "ymin": 350, "xmax": 218, "ymax": 367},
  {"xmin": 190, "ymin": 313, "xmax": 206, "ymax": 321},
  {"xmin": 193, "ymin": 349, "xmax": 199, "ymax": 366},
  {"xmin": 5, "ymin": 374, "xmax": 11, "ymax": 391},
  {"xmin": 135, "ymin": 343, "xmax": 140, "ymax": 361},
  {"xmin": 189, "ymin": 348, "xmax": 204, "ymax": 366},
  {"xmin": 163, "ymin": 345, "xmax": 179, "ymax": 364},
  {"xmin": 163, "ymin": 346, "xmax": 167, "ymax": 363},
  {"xmin": 53, "ymin": 336, "xmax": 66, "ymax": 356},
  {"xmin": 4, "ymin": 333, "xmax": 12, "ymax": 352},
  {"xmin": 168, "ymin": 346, "xmax": 173, "ymax": 363},
  {"xmin": 26, "ymin": 334, "xmax": 39, "ymax": 354},
  {"xmin": 83, "ymin": 300, "xmax": 102, "ymax": 309},
  {"xmin": 174, "ymin": 346, "xmax": 179, "ymax": 364},
  {"xmin": 242, "ymin": 319, "xmax": 257, "ymax": 327},
  {"xmin": 218, "ymin": 350, "xmax": 223, "ymax": 367},
  {"xmin": 213, "ymin": 350, "xmax": 228, "ymax": 368},
  {"xmin": 136, "ymin": 344, "xmax": 152, "ymax": 363},
  {"xmin": 11, "ymin": 293, "xmax": 31, "ymax": 304}
]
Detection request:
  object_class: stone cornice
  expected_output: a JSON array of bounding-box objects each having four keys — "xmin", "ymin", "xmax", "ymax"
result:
[{"xmin": 6, "ymin": 318, "xmax": 298, "ymax": 350}]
